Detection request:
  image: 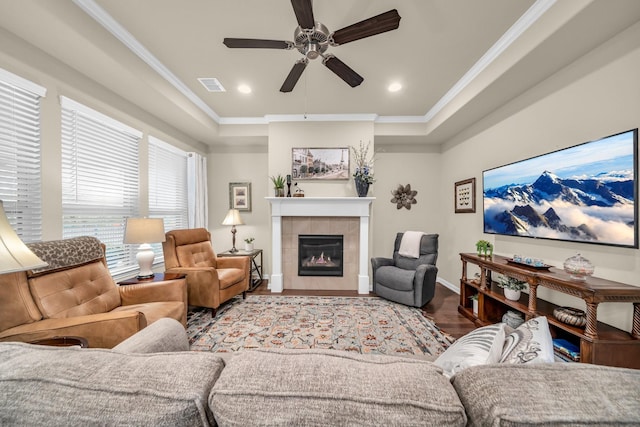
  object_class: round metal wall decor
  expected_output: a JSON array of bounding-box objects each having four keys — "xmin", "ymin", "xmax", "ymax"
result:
[{"xmin": 391, "ymin": 184, "xmax": 417, "ymax": 210}]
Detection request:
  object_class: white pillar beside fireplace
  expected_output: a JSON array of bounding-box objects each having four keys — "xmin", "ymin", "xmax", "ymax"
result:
[{"xmin": 267, "ymin": 197, "xmax": 374, "ymax": 294}]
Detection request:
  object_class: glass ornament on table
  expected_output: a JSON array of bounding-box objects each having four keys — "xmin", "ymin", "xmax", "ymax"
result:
[{"xmin": 563, "ymin": 253, "xmax": 595, "ymax": 281}]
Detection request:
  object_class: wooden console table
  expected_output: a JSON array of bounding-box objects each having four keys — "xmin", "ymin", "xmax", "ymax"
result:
[{"xmin": 459, "ymin": 253, "xmax": 640, "ymax": 369}]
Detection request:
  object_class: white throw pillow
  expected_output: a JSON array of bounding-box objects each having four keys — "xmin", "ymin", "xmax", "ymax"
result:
[
  {"xmin": 500, "ymin": 316, "xmax": 554, "ymax": 364},
  {"xmin": 434, "ymin": 323, "xmax": 507, "ymax": 378}
]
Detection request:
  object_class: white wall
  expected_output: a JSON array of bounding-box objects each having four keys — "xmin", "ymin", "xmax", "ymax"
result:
[{"xmin": 439, "ymin": 21, "xmax": 640, "ymax": 332}]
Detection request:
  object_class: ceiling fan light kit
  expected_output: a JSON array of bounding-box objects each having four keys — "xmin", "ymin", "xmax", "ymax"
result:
[{"xmin": 223, "ymin": 0, "xmax": 401, "ymax": 92}]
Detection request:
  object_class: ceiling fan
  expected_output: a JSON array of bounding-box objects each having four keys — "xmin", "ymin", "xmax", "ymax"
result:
[{"xmin": 223, "ymin": 0, "xmax": 401, "ymax": 92}]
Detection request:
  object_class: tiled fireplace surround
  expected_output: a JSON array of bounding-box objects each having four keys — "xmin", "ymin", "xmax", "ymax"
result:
[{"xmin": 267, "ymin": 197, "xmax": 374, "ymax": 294}]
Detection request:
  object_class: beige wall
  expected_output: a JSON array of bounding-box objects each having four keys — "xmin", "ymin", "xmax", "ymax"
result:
[
  {"xmin": 268, "ymin": 121, "xmax": 374, "ymax": 197},
  {"xmin": 266, "ymin": 122, "xmax": 446, "ymax": 280},
  {"xmin": 370, "ymin": 146, "xmax": 443, "ymax": 263},
  {"xmin": 207, "ymin": 149, "xmax": 269, "ymax": 258},
  {"xmin": 210, "ymin": 129, "xmax": 445, "ymax": 284},
  {"xmin": 438, "ymin": 21, "xmax": 640, "ymax": 332},
  {"xmin": 0, "ymin": 30, "xmax": 207, "ymax": 241}
]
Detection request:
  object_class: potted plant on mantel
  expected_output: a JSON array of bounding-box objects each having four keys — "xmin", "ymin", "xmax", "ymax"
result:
[
  {"xmin": 495, "ymin": 275, "xmax": 527, "ymax": 301},
  {"xmin": 270, "ymin": 174, "xmax": 285, "ymax": 197}
]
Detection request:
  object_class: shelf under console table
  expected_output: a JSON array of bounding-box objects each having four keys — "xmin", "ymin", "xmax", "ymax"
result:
[{"xmin": 458, "ymin": 252, "xmax": 640, "ymax": 369}]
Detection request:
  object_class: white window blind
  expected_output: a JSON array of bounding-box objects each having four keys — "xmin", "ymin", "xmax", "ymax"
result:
[
  {"xmin": 148, "ymin": 136, "xmax": 188, "ymax": 260},
  {"xmin": 0, "ymin": 69, "xmax": 46, "ymax": 243},
  {"xmin": 60, "ymin": 96, "xmax": 141, "ymax": 274}
]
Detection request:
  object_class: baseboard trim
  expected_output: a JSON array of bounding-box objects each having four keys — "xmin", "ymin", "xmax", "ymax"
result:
[
  {"xmin": 264, "ymin": 274, "xmax": 459, "ymax": 294},
  {"xmin": 437, "ymin": 276, "xmax": 459, "ymax": 294}
]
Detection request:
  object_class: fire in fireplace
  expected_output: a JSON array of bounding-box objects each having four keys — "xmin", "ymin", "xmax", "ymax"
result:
[{"xmin": 298, "ymin": 234, "xmax": 344, "ymax": 277}]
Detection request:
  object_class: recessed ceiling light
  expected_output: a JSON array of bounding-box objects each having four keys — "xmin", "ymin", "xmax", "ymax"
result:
[
  {"xmin": 238, "ymin": 84, "xmax": 252, "ymax": 94},
  {"xmin": 388, "ymin": 82, "xmax": 402, "ymax": 92}
]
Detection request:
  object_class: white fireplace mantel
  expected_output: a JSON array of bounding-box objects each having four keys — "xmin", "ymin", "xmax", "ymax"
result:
[{"xmin": 267, "ymin": 197, "xmax": 374, "ymax": 294}]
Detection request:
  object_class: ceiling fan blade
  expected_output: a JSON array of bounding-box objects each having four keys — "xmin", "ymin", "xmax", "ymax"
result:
[
  {"xmin": 223, "ymin": 38, "xmax": 291, "ymax": 49},
  {"xmin": 291, "ymin": 0, "xmax": 315, "ymax": 29},
  {"xmin": 331, "ymin": 9, "xmax": 401, "ymax": 45},
  {"xmin": 323, "ymin": 55, "xmax": 363, "ymax": 88},
  {"xmin": 280, "ymin": 60, "xmax": 308, "ymax": 93}
]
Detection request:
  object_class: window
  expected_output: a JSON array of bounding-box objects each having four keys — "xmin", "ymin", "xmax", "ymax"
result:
[
  {"xmin": 148, "ymin": 136, "xmax": 188, "ymax": 260},
  {"xmin": 0, "ymin": 68, "xmax": 46, "ymax": 242},
  {"xmin": 60, "ymin": 96, "xmax": 142, "ymax": 274}
]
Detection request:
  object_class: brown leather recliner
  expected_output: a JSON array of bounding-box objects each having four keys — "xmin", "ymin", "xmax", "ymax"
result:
[
  {"xmin": 0, "ymin": 236, "xmax": 187, "ymax": 348},
  {"xmin": 162, "ymin": 228, "xmax": 250, "ymax": 315}
]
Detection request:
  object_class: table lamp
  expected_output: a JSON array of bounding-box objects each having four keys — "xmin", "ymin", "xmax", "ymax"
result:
[
  {"xmin": 221, "ymin": 209, "xmax": 243, "ymax": 253},
  {"xmin": 0, "ymin": 200, "xmax": 48, "ymax": 274},
  {"xmin": 123, "ymin": 217, "xmax": 166, "ymax": 279}
]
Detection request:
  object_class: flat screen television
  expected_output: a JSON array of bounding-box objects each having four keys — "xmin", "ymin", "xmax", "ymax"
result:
[{"xmin": 483, "ymin": 128, "xmax": 638, "ymax": 248}]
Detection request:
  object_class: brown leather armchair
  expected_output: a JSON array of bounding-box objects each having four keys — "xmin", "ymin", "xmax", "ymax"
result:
[
  {"xmin": 0, "ymin": 236, "xmax": 187, "ymax": 348},
  {"xmin": 163, "ymin": 228, "xmax": 250, "ymax": 315}
]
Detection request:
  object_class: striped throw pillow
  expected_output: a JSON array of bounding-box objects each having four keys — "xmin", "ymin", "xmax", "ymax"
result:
[
  {"xmin": 500, "ymin": 316, "xmax": 554, "ymax": 364},
  {"xmin": 434, "ymin": 323, "xmax": 507, "ymax": 378}
]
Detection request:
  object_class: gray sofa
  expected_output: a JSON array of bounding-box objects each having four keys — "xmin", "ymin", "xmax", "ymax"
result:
[{"xmin": 1, "ymin": 318, "xmax": 639, "ymax": 426}]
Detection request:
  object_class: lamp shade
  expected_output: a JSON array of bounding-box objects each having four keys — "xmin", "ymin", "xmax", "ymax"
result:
[
  {"xmin": 123, "ymin": 218, "xmax": 166, "ymax": 244},
  {"xmin": 221, "ymin": 209, "xmax": 244, "ymax": 226},
  {"xmin": 0, "ymin": 200, "xmax": 48, "ymax": 274}
]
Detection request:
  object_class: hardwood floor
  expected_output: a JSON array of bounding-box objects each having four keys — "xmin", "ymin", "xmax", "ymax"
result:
[
  {"xmin": 422, "ymin": 283, "xmax": 476, "ymax": 339},
  {"xmin": 249, "ymin": 281, "xmax": 476, "ymax": 339}
]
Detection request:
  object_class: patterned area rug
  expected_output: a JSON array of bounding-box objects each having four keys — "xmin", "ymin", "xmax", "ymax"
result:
[{"xmin": 187, "ymin": 295, "xmax": 454, "ymax": 356}]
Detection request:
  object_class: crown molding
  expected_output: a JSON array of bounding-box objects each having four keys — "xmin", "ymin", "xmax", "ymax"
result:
[
  {"xmin": 73, "ymin": 0, "xmax": 554, "ymax": 128},
  {"xmin": 423, "ymin": 0, "xmax": 556, "ymax": 123},
  {"xmin": 72, "ymin": 0, "xmax": 221, "ymax": 123},
  {"xmin": 375, "ymin": 116, "xmax": 427, "ymax": 123}
]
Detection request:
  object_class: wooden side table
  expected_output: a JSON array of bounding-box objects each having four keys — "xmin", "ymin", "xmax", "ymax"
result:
[
  {"xmin": 117, "ymin": 272, "xmax": 186, "ymax": 286},
  {"xmin": 218, "ymin": 248, "xmax": 263, "ymax": 292}
]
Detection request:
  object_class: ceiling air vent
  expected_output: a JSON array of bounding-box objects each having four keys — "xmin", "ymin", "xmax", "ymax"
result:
[{"xmin": 198, "ymin": 78, "xmax": 226, "ymax": 92}]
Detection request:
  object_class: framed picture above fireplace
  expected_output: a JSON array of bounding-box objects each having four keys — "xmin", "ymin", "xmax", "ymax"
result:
[{"xmin": 291, "ymin": 147, "xmax": 350, "ymax": 180}]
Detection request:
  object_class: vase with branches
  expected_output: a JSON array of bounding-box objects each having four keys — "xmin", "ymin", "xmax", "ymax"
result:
[{"xmin": 350, "ymin": 141, "xmax": 375, "ymax": 197}]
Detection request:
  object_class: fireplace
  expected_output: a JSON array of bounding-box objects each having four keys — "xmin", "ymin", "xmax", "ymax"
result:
[
  {"xmin": 267, "ymin": 197, "xmax": 373, "ymax": 293},
  {"xmin": 298, "ymin": 234, "xmax": 343, "ymax": 277}
]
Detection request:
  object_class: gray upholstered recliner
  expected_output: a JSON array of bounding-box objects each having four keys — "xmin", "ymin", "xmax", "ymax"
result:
[{"xmin": 371, "ymin": 233, "xmax": 438, "ymax": 307}]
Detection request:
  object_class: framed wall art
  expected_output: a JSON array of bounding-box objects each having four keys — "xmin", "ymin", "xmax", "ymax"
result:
[
  {"xmin": 229, "ymin": 182, "xmax": 251, "ymax": 212},
  {"xmin": 455, "ymin": 178, "xmax": 476, "ymax": 213},
  {"xmin": 291, "ymin": 147, "xmax": 350, "ymax": 180}
]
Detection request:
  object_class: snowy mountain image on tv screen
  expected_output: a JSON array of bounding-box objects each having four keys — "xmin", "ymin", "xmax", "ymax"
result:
[{"xmin": 483, "ymin": 129, "xmax": 637, "ymax": 247}]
